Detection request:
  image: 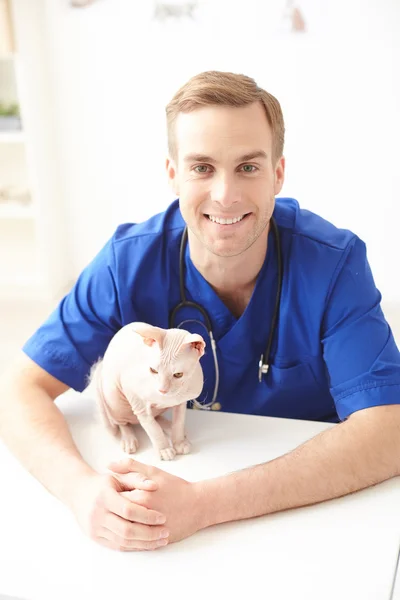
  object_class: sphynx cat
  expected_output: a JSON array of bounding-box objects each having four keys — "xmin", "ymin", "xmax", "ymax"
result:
[{"xmin": 88, "ymin": 322, "xmax": 205, "ymax": 460}]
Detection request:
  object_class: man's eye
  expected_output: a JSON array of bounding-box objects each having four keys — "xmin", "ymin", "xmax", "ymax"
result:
[
  {"xmin": 242, "ymin": 164, "xmax": 256, "ymax": 173},
  {"xmin": 150, "ymin": 367, "xmax": 158, "ymax": 374},
  {"xmin": 194, "ymin": 165, "xmax": 210, "ymax": 173},
  {"xmin": 173, "ymin": 372, "xmax": 184, "ymax": 378}
]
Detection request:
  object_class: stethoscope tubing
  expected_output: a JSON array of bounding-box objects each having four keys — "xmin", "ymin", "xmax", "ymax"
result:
[{"xmin": 169, "ymin": 217, "xmax": 283, "ymax": 408}]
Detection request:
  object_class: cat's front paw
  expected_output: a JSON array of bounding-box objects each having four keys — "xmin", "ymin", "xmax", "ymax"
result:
[
  {"xmin": 174, "ymin": 438, "xmax": 191, "ymax": 455},
  {"xmin": 121, "ymin": 437, "xmax": 139, "ymax": 454},
  {"xmin": 159, "ymin": 446, "xmax": 176, "ymax": 461}
]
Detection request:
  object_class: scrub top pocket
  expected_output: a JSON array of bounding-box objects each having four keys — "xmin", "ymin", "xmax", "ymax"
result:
[
  {"xmin": 268, "ymin": 361, "xmax": 320, "ymax": 388},
  {"xmin": 255, "ymin": 360, "xmax": 336, "ymax": 421}
]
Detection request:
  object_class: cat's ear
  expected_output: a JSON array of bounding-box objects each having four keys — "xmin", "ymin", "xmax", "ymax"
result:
[
  {"xmin": 131, "ymin": 322, "xmax": 166, "ymax": 347},
  {"xmin": 181, "ymin": 333, "xmax": 206, "ymax": 357}
]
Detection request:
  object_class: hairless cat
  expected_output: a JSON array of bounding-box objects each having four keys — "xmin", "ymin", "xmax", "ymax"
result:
[{"xmin": 87, "ymin": 322, "xmax": 205, "ymax": 460}]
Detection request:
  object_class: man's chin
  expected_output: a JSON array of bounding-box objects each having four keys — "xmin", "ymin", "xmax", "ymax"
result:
[{"xmin": 205, "ymin": 240, "xmax": 248, "ymax": 258}]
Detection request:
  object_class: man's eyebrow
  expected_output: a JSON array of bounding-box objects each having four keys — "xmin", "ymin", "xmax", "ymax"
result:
[
  {"xmin": 183, "ymin": 150, "xmax": 268, "ymax": 163},
  {"xmin": 239, "ymin": 150, "xmax": 268, "ymax": 162},
  {"xmin": 183, "ymin": 153, "xmax": 215, "ymax": 163}
]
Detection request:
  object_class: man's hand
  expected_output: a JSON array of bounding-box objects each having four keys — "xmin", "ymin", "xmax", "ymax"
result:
[
  {"xmin": 108, "ymin": 458, "xmax": 205, "ymax": 544},
  {"xmin": 69, "ymin": 471, "xmax": 171, "ymax": 551}
]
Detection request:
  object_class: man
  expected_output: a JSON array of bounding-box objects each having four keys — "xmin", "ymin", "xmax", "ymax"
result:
[{"xmin": 1, "ymin": 71, "xmax": 400, "ymax": 552}]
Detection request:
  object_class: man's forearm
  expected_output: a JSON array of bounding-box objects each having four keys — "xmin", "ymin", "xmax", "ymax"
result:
[
  {"xmin": 197, "ymin": 405, "xmax": 400, "ymax": 529},
  {"xmin": 0, "ymin": 374, "xmax": 95, "ymax": 507}
]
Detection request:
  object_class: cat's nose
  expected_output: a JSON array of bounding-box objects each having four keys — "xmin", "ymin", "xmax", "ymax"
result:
[{"xmin": 158, "ymin": 389, "xmax": 168, "ymax": 395}]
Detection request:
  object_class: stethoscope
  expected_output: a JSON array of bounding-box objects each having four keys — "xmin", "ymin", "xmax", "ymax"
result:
[{"xmin": 169, "ymin": 217, "xmax": 283, "ymax": 409}]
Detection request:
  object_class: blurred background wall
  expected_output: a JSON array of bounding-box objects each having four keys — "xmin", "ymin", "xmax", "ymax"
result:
[
  {"xmin": 0, "ymin": 0, "xmax": 399, "ymax": 319},
  {"xmin": 44, "ymin": 0, "xmax": 400, "ymax": 303}
]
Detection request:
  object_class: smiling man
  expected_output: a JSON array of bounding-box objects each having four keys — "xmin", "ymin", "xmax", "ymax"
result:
[
  {"xmin": 1, "ymin": 71, "xmax": 400, "ymax": 552},
  {"xmin": 168, "ymin": 100, "xmax": 282, "ymax": 318}
]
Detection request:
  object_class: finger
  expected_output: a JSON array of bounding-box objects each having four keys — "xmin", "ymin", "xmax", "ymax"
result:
[
  {"xmin": 97, "ymin": 529, "xmax": 168, "ymax": 552},
  {"xmin": 121, "ymin": 489, "xmax": 149, "ymax": 508},
  {"xmin": 103, "ymin": 512, "xmax": 170, "ymax": 542},
  {"xmin": 97, "ymin": 536, "xmax": 135, "ymax": 552},
  {"xmin": 113, "ymin": 471, "xmax": 158, "ymax": 492},
  {"xmin": 108, "ymin": 458, "xmax": 153, "ymax": 476},
  {"xmin": 105, "ymin": 487, "xmax": 166, "ymax": 525}
]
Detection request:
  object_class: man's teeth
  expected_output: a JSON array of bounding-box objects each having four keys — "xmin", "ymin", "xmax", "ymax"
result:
[{"xmin": 208, "ymin": 214, "xmax": 245, "ymax": 225}]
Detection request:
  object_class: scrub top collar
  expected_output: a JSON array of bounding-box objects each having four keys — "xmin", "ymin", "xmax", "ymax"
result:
[{"xmin": 183, "ymin": 225, "xmax": 279, "ymax": 364}]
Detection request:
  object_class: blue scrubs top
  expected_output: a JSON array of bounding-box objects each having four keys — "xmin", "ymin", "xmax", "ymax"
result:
[{"xmin": 23, "ymin": 198, "xmax": 400, "ymax": 423}]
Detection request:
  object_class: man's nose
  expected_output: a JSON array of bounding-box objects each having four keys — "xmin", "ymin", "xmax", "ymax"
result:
[
  {"xmin": 158, "ymin": 388, "xmax": 168, "ymax": 395},
  {"xmin": 210, "ymin": 176, "xmax": 240, "ymax": 207}
]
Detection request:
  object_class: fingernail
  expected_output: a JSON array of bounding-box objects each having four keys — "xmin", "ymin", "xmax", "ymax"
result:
[
  {"xmin": 156, "ymin": 515, "xmax": 166, "ymax": 524},
  {"xmin": 157, "ymin": 539, "xmax": 168, "ymax": 546},
  {"xmin": 144, "ymin": 479, "xmax": 155, "ymax": 485},
  {"xmin": 159, "ymin": 529, "xmax": 169, "ymax": 539}
]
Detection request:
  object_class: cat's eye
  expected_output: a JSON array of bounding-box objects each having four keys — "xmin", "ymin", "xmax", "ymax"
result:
[
  {"xmin": 173, "ymin": 372, "xmax": 183, "ymax": 379},
  {"xmin": 150, "ymin": 367, "xmax": 158, "ymax": 374}
]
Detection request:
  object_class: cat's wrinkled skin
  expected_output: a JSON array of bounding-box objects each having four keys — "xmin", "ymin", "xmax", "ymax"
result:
[{"xmin": 87, "ymin": 323, "xmax": 205, "ymax": 460}]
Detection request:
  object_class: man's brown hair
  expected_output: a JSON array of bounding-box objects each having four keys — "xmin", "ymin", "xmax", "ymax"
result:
[{"xmin": 166, "ymin": 70, "xmax": 285, "ymax": 164}]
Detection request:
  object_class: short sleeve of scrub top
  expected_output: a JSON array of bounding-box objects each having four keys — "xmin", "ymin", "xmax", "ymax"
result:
[
  {"xmin": 322, "ymin": 235, "xmax": 400, "ymax": 420},
  {"xmin": 22, "ymin": 235, "xmax": 123, "ymax": 391}
]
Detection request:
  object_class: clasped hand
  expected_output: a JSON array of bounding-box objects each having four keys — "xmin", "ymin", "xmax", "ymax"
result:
[{"xmin": 71, "ymin": 458, "xmax": 204, "ymax": 551}]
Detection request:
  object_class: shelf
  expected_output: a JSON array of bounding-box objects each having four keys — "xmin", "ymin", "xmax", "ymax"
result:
[
  {"xmin": 0, "ymin": 131, "xmax": 25, "ymax": 143},
  {"xmin": 0, "ymin": 202, "xmax": 35, "ymax": 219}
]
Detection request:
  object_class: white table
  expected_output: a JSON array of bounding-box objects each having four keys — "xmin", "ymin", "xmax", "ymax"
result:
[{"xmin": 1, "ymin": 391, "xmax": 400, "ymax": 600}]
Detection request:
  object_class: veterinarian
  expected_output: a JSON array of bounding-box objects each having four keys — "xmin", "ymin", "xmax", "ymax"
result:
[{"xmin": 1, "ymin": 71, "xmax": 400, "ymax": 552}]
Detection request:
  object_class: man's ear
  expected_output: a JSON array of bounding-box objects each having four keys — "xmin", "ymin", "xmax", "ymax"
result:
[
  {"xmin": 166, "ymin": 156, "xmax": 179, "ymax": 196},
  {"xmin": 274, "ymin": 156, "xmax": 285, "ymax": 196}
]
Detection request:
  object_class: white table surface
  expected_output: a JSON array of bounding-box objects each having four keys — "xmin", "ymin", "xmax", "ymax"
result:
[{"xmin": 1, "ymin": 391, "xmax": 400, "ymax": 600}]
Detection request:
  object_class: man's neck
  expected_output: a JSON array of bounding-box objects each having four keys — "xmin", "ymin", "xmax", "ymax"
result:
[{"xmin": 188, "ymin": 227, "xmax": 269, "ymax": 314}]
